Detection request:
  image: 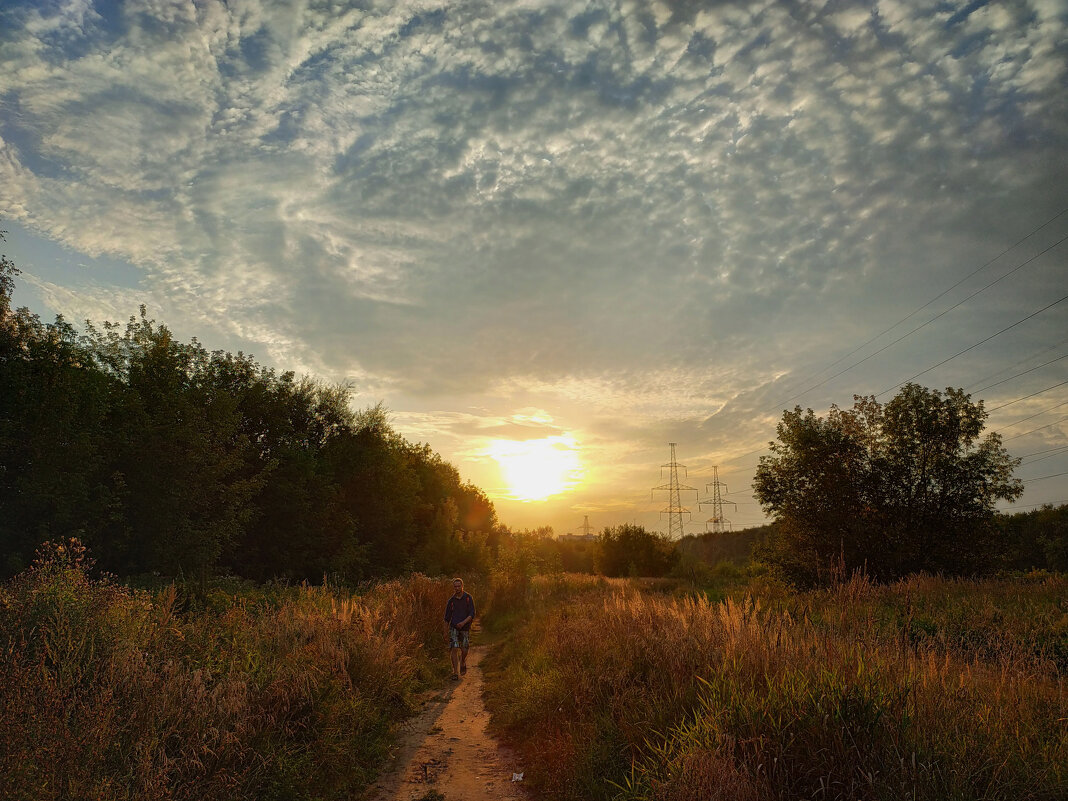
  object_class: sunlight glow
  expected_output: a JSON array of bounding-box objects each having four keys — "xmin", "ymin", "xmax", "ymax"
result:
[{"xmin": 487, "ymin": 436, "xmax": 583, "ymax": 502}]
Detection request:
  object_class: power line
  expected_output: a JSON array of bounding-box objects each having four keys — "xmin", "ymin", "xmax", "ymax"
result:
[
  {"xmin": 987, "ymin": 380, "xmax": 1068, "ymax": 412},
  {"xmin": 702, "ymin": 210, "xmax": 1068, "ymax": 475},
  {"xmin": 877, "ymin": 293, "xmax": 1068, "ymax": 397},
  {"xmin": 999, "ymin": 500, "xmax": 1067, "ymax": 511},
  {"xmin": 970, "ymin": 351, "xmax": 1068, "ymax": 394},
  {"xmin": 772, "ymin": 207, "xmax": 1068, "ymax": 402},
  {"xmin": 720, "ymin": 376, "xmax": 1068, "ymax": 474},
  {"xmin": 1022, "ymin": 448, "xmax": 1068, "ymax": 467},
  {"xmin": 1002, "ymin": 415, "xmax": 1068, "ymax": 442},
  {"xmin": 1024, "ymin": 471, "xmax": 1068, "ymax": 482},
  {"xmin": 770, "ymin": 228, "xmax": 1068, "ymax": 409},
  {"xmin": 1019, "ymin": 444, "xmax": 1068, "ymax": 459},
  {"xmin": 992, "ymin": 399, "xmax": 1068, "ymax": 433},
  {"xmin": 966, "ymin": 338, "xmax": 1068, "ymax": 390}
]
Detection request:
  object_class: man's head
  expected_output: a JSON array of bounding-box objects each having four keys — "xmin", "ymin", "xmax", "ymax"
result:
[{"xmin": 452, "ymin": 578, "xmax": 463, "ymax": 596}]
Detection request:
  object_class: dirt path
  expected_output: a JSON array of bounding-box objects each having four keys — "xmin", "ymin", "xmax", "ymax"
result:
[{"xmin": 369, "ymin": 632, "xmax": 529, "ymax": 801}]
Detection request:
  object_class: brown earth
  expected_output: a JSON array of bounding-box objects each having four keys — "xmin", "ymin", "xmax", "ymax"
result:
[{"xmin": 369, "ymin": 630, "xmax": 530, "ymax": 801}]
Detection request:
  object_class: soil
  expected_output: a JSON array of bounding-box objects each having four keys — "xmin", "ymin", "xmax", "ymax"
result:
[{"xmin": 369, "ymin": 627, "xmax": 530, "ymax": 801}]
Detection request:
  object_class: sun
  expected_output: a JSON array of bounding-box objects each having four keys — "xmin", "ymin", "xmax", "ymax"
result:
[{"xmin": 487, "ymin": 436, "xmax": 582, "ymax": 502}]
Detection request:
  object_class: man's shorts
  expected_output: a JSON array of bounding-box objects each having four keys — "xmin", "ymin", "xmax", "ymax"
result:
[{"xmin": 449, "ymin": 627, "xmax": 470, "ymax": 649}]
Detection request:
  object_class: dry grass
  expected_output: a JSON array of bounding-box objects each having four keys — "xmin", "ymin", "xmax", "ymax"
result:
[
  {"xmin": 483, "ymin": 572, "xmax": 1068, "ymax": 801},
  {"xmin": 0, "ymin": 540, "xmax": 454, "ymax": 801}
]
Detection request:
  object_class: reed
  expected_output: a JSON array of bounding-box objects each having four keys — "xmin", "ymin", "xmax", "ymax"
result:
[
  {"xmin": 483, "ymin": 572, "xmax": 1068, "ymax": 800},
  {"xmin": 0, "ymin": 540, "xmax": 454, "ymax": 801}
]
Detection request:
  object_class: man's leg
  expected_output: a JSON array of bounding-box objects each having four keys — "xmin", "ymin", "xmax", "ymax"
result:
[
  {"xmin": 460, "ymin": 645, "xmax": 469, "ymax": 674},
  {"xmin": 450, "ymin": 645, "xmax": 460, "ymax": 678}
]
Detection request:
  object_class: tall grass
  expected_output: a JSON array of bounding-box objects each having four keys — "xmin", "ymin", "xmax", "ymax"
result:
[
  {"xmin": 483, "ymin": 572, "xmax": 1068, "ymax": 800},
  {"xmin": 0, "ymin": 540, "xmax": 453, "ymax": 801}
]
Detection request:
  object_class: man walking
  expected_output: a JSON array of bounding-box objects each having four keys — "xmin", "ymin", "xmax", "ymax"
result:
[{"xmin": 444, "ymin": 577, "xmax": 475, "ymax": 680}]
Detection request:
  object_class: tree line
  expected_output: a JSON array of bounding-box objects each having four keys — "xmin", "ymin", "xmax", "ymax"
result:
[
  {"xmin": 0, "ymin": 245, "xmax": 494, "ymax": 581},
  {"xmin": 2, "ymin": 233, "xmax": 1063, "ymax": 587}
]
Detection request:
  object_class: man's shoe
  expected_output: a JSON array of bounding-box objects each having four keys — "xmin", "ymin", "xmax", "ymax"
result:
[{"xmin": 452, "ymin": 673, "xmax": 460, "ymax": 681}]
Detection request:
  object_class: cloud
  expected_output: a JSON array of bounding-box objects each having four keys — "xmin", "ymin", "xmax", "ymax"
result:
[{"xmin": 1, "ymin": 0, "xmax": 1066, "ymax": 531}]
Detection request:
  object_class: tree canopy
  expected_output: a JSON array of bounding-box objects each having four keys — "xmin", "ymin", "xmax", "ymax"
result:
[
  {"xmin": 753, "ymin": 384, "xmax": 1022, "ymax": 585},
  {"xmin": 595, "ymin": 524, "xmax": 678, "ymax": 577},
  {"xmin": 0, "ymin": 241, "xmax": 495, "ymax": 581}
]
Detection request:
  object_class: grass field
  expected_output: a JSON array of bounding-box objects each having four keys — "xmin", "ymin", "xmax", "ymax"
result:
[
  {"xmin": 482, "ymin": 571, "xmax": 1068, "ymax": 800},
  {"xmin": 5, "ymin": 541, "xmax": 1066, "ymax": 801},
  {"xmin": 0, "ymin": 540, "xmax": 452, "ymax": 801}
]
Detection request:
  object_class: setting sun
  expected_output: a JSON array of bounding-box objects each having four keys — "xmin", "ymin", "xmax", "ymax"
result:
[{"xmin": 487, "ymin": 436, "xmax": 582, "ymax": 502}]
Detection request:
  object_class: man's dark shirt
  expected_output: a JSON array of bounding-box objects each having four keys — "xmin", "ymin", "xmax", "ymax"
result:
[{"xmin": 445, "ymin": 592, "xmax": 475, "ymax": 631}]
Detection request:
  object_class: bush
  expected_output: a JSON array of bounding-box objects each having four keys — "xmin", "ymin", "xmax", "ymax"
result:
[
  {"xmin": 483, "ymin": 574, "xmax": 1067, "ymax": 800},
  {"xmin": 0, "ymin": 539, "xmax": 452, "ymax": 801},
  {"xmin": 595, "ymin": 524, "xmax": 678, "ymax": 578}
]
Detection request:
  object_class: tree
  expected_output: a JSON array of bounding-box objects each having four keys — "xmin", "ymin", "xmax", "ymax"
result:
[
  {"xmin": 998, "ymin": 503, "xmax": 1068, "ymax": 571},
  {"xmin": 1, "ymin": 233, "xmax": 500, "ymax": 583},
  {"xmin": 753, "ymin": 384, "xmax": 1022, "ymax": 585},
  {"xmin": 595, "ymin": 524, "xmax": 678, "ymax": 577}
]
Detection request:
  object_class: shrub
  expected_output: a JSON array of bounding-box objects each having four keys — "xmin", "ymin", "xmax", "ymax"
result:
[
  {"xmin": 484, "ymin": 574, "xmax": 1067, "ymax": 800},
  {"xmin": 0, "ymin": 539, "xmax": 452, "ymax": 800}
]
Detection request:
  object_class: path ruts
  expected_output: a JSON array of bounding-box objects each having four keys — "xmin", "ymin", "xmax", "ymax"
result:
[{"xmin": 370, "ymin": 624, "xmax": 529, "ymax": 800}]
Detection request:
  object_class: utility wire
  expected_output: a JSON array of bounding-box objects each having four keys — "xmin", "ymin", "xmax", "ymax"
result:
[
  {"xmin": 1022, "ymin": 448, "xmax": 1068, "ymax": 467},
  {"xmin": 722, "ymin": 376, "xmax": 1068, "ymax": 470},
  {"xmin": 966, "ymin": 337, "xmax": 1068, "ymax": 390},
  {"xmin": 877, "ymin": 293, "xmax": 1068, "ymax": 397},
  {"xmin": 771, "ymin": 228, "xmax": 1068, "ymax": 409},
  {"xmin": 774, "ymin": 207, "xmax": 1068, "ymax": 400},
  {"xmin": 994, "ymin": 399, "xmax": 1068, "ymax": 433},
  {"xmin": 970, "ymin": 352, "xmax": 1068, "ymax": 394},
  {"xmin": 1024, "ymin": 471, "xmax": 1068, "ymax": 482},
  {"xmin": 1002, "ymin": 416, "xmax": 1068, "ymax": 442},
  {"xmin": 987, "ymin": 380, "xmax": 1068, "ymax": 413},
  {"xmin": 999, "ymin": 500, "xmax": 1067, "ymax": 511},
  {"xmin": 706, "ymin": 209, "xmax": 1068, "ymax": 470},
  {"xmin": 1019, "ymin": 444, "xmax": 1068, "ymax": 459}
]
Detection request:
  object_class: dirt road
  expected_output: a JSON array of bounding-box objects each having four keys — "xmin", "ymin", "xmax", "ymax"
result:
[{"xmin": 370, "ymin": 633, "xmax": 529, "ymax": 801}]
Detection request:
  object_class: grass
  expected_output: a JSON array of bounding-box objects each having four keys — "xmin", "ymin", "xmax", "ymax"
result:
[
  {"xmin": 0, "ymin": 539, "xmax": 454, "ymax": 801},
  {"xmin": 482, "ymin": 570, "xmax": 1068, "ymax": 800}
]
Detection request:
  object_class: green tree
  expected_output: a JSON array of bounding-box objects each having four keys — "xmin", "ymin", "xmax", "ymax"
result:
[
  {"xmin": 94, "ymin": 310, "xmax": 264, "ymax": 576},
  {"xmin": 754, "ymin": 384, "xmax": 1022, "ymax": 585},
  {"xmin": 1, "ymin": 233, "xmax": 499, "ymax": 584},
  {"xmin": 595, "ymin": 524, "xmax": 678, "ymax": 577},
  {"xmin": 998, "ymin": 503, "xmax": 1068, "ymax": 571}
]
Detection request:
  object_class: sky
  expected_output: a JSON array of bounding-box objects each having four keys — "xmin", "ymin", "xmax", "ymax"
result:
[{"xmin": 1, "ymin": 0, "xmax": 1066, "ymax": 537}]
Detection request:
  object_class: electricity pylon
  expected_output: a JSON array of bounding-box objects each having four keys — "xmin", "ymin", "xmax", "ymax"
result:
[
  {"xmin": 699, "ymin": 466, "xmax": 736, "ymax": 533},
  {"xmin": 579, "ymin": 515, "xmax": 593, "ymax": 537},
  {"xmin": 652, "ymin": 443, "xmax": 698, "ymax": 539}
]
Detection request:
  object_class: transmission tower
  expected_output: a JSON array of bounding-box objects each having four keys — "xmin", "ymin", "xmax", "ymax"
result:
[
  {"xmin": 699, "ymin": 466, "xmax": 736, "ymax": 534},
  {"xmin": 579, "ymin": 515, "xmax": 594, "ymax": 537},
  {"xmin": 651, "ymin": 443, "xmax": 698, "ymax": 539}
]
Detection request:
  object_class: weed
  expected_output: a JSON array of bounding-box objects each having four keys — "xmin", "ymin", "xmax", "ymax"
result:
[
  {"xmin": 483, "ymin": 572, "xmax": 1068, "ymax": 800},
  {"xmin": 0, "ymin": 539, "xmax": 456, "ymax": 800}
]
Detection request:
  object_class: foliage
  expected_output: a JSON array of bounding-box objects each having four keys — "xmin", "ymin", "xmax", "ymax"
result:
[
  {"xmin": 753, "ymin": 385, "xmax": 1022, "ymax": 586},
  {"xmin": 596, "ymin": 524, "xmax": 679, "ymax": 577},
  {"xmin": 677, "ymin": 524, "xmax": 775, "ymax": 568},
  {"xmin": 0, "ymin": 245, "xmax": 495, "ymax": 581},
  {"xmin": 482, "ymin": 573, "xmax": 1067, "ymax": 801},
  {"xmin": 999, "ymin": 503, "xmax": 1068, "ymax": 571},
  {"xmin": 0, "ymin": 539, "xmax": 453, "ymax": 801}
]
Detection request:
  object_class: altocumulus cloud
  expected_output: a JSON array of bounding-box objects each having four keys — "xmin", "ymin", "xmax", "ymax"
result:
[{"xmin": 2, "ymin": 0, "xmax": 1067, "ymax": 528}]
